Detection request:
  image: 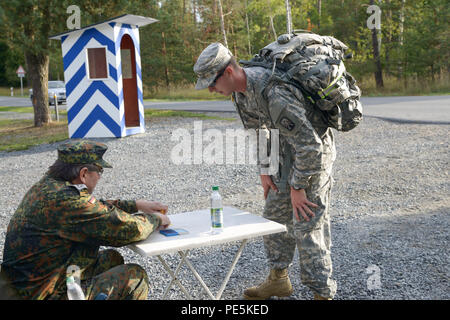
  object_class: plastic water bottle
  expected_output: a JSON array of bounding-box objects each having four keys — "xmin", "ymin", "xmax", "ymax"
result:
[
  {"xmin": 210, "ymin": 186, "xmax": 223, "ymax": 233},
  {"xmin": 67, "ymin": 275, "xmax": 85, "ymax": 300}
]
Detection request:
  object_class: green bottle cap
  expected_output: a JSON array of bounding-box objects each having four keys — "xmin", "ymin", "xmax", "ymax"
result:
[{"xmin": 212, "ymin": 186, "xmax": 219, "ymax": 191}]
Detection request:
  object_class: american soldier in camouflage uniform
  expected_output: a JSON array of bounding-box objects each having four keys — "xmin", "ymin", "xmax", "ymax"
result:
[
  {"xmin": 0, "ymin": 140, "xmax": 170, "ymax": 300},
  {"xmin": 194, "ymin": 43, "xmax": 337, "ymax": 300}
]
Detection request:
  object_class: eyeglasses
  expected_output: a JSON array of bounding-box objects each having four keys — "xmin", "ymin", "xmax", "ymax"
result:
[
  {"xmin": 89, "ymin": 165, "xmax": 103, "ymax": 176},
  {"xmin": 209, "ymin": 62, "xmax": 230, "ymax": 88}
]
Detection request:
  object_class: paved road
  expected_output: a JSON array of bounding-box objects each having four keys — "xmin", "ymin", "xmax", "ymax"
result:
[
  {"xmin": 0, "ymin": 96, "xmax": 35, "ymax": 107},
  {"xmin": 1, "ymin": 95, "xmax": 449, "ymax": 124}
]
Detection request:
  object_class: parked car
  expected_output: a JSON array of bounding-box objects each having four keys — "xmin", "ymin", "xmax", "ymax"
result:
[{"xmin": 29, "ymin": 81, "xmax": 66, "ymax": 105}]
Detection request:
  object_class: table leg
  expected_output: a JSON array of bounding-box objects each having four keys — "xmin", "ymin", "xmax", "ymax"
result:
[
  {"xmin": 215, "ymin": 239, "xmax": 248, "ymax": 300},
  {"xmin": 180, "ymin": 251, "xmax": 216, "ymax": 300},
  {"xmin": 178, "ymin": 239, "xmax": 248, "ymax": 300},
  {"xmin": 157, "ymin": 239, "xmax": 249, "ymax": 300},
  {"xmin": 158, "ymin": 252, "xmax": 192, "ymax": 299}
]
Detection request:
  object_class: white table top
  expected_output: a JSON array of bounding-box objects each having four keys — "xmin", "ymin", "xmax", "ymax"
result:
[{"xmin": 128, "ymin": 206, "xmax": 286, "ymax": 257}]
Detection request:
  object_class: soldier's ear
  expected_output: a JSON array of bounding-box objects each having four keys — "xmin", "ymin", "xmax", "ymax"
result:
[
  {"xmin": 225, "ymin": 65, "xmax": 233, "ymax": 76},
  {"xmin": 79, "ymin": 167, "xmax": 89, "ymax": 183}
]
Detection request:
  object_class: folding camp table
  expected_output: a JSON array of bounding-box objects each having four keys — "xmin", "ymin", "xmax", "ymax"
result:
[{"xmin": 128, "ymin": 206, "xmax": 286, "ymax": 300}]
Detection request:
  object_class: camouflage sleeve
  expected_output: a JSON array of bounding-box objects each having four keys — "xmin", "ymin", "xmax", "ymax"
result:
[
  {"xmin": 266, "ymin": 84, "xmax": 325, "ymax": 189},
  {"xmin": 56, "ymin": 188, "xmax": 161, "ymax": 247},
  {"xmin": 232, "ymin": 92, "xmax": 270, "ymax": 174},
  {"xmin": 101, "ymin": 199, "xmax": 138, "ymax": 213}
]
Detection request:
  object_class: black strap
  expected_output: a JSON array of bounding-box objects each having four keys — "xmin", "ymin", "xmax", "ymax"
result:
[{"xmin": 239, "ymin": 59, "xmax": 272, "ymax": 69}]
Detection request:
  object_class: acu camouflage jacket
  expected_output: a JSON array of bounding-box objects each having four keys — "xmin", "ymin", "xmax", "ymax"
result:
[{"xmin": 232, "ymin": 66, "xmax": 336, "ymax": 190}]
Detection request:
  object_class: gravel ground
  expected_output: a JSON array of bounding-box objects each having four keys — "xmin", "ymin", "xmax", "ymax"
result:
[{"xmin": 0, "ymin": 113, "xmax": 448, "ymax": 300}]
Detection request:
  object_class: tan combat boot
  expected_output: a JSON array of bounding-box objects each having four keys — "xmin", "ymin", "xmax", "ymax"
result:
[
  {"xmin": 243, "ymin": 268, "xmax": 293, "ymax": 300},
  {"xmin": 314, "ymin": 293, "xmax": 332, "ymax": 300}
]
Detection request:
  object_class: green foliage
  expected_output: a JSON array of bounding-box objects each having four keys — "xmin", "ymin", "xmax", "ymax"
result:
[
  {"xmin": 139, "ymin": 0, "xmax": 448, "ymax": 93},
  {"xmin": 0, "ymin": 0, "xmax": 448, "ymax": 94},
  {"xmin": 0, "ymin": 41, "xmax": 28, "ymax": 86}
]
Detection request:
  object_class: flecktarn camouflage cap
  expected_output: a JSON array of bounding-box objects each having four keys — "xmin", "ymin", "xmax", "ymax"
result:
[
  {"xmin": 57, "ymin": 140, "xmax": 112, "ymax": 168},
  {"xmin": 194, "ymin": 42, "xmax": 232, "ymax": 90}
]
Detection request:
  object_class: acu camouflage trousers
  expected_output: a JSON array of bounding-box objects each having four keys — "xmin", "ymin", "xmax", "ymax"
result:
[{"xmin": 263, "ymin": 155, "xmax": 337, "ymax": 299}]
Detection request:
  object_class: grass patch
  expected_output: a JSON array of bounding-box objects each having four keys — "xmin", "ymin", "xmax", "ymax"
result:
[
  {"xmin": 0, "ymin": 119, "xmax": 34, "ymax": 132},
  {"xmin": 358, "ymin": 76, "xmax": 450, "ymax": 97},
  {"xmin": 0, "ymin": 106, "xmax": 68, "ymax": 116},
  {"xmin": 0, "ymin": 106, "xmax": 34, "ymax": 113},
  {"xmin": 0, "ymin": 108, "xmax": 235, "ymax": 152},
  {"xmin": 0, "ymin": 120, "xmax": 68, "ymax": 152},
  {"xmin": 144, "ymin": 85, "xmax": 226, "ymax": 101},
  {"xmin": 0, "ymin": 87, "xmax": 31, "ymax": 97},
  {"xmin": 144, "ymin": 108, "xmax": 235, "ymax": 121}
]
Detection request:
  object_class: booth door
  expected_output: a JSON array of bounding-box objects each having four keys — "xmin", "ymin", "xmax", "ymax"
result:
[{"xmin": 120, "ymin": 34, "xmax": 139, "ymax": 127}]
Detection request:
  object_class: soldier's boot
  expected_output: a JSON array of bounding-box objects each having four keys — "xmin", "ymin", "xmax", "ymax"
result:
[
  {"xmin": 314, "ymin": 293, "xmax": 332, "ymax": 300},
  {"xmin": 243, "ymin": 268, "xmax": 293, "ymax": 300}
]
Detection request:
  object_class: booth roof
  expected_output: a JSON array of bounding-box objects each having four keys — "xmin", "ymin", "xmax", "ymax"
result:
[{"xmin": 49, "ymin": 14, "xmax": 158, "ymax": 40}]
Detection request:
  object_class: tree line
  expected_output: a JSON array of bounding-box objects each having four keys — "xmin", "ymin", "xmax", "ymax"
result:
[{"xmin": 0, "ymin": 0, "xmax": 448, "ymax": 126}]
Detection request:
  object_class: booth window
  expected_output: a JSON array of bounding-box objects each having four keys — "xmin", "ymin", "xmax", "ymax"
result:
[
  {"xmin": 121, "ymin": 49, "xmax": 133, "ymax": 79},
  {"xmin": 87, "ymin": 48, "xmax": 107, "ymax": 79}
]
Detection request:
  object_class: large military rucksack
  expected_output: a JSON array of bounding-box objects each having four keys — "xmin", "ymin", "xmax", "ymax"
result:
[{"xmin": 240, "ymin": 31, "xmax": 363, "ymax": 132}]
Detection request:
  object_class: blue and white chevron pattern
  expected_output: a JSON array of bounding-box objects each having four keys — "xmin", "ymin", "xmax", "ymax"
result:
[{"xmin": 61, "ymin": 22, "xmax": 145, "ymax": 138}]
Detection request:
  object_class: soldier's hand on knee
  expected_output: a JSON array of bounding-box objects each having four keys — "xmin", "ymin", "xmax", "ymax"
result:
[
  {"xmin": 260, "ymin": 175, "xmax": 279, "ymax": 199},
  {"xmin": 290, "ymin": 187, "xmax": 318, "ymax": 222}
]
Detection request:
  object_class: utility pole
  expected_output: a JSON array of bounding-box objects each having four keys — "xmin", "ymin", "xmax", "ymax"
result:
[
  {"xmin": 317, "ymin": 0, "xmax": 322, "ymax": 30},
  {"xmin": 369, "ymin": 0, "xmax": 384, "ymax": 88},
  {"xmin": 285, "ymin": 0, "xmax": 292, "ymax": 34},
  {"xmin": 245, "ymin": 0, "xmax": 252, "ymax": 55}
]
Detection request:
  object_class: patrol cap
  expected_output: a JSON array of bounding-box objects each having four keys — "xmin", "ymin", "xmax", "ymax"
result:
[
  {"xmin": 57, "ymin": 140, "xmax": 112, "ymax": 168},
  {"xmin": 194, "ymin": 42, "xmax": 233, "ymax": 90}
]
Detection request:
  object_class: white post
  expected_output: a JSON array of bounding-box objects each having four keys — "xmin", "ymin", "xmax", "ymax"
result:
[
  {"xmin": 10, "ymin": 87, "xmax": 13, "ymax": 97},
  {"xmin": 54, "ymin": 93, "xmax": 59, "ymax": 121},
  {"xmin": 285, "ymin": 0, "xmax": 292, "ymax": 34},
  {"xmin": 20, "ymin": 77, "xmax": 23, "ymax": 96}
]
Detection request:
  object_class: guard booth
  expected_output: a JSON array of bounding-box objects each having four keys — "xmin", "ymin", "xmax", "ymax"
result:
[{"xmin": 49, "ymin": 14, "xmax": 157, "ymax": 138}]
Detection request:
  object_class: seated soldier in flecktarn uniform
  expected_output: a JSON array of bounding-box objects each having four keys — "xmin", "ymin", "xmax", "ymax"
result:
[{"xmin": 0, "ymin": 140, "xmax": 170, "ymax": 300}]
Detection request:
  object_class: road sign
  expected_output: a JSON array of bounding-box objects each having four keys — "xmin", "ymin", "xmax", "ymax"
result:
[
  {"xmin": 16, "ymin": 65, "xmax": 26, "ymax": 77},
  {"xmin": 16, "ymin": 65, "xmax": 26, "ymax": 96}
]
